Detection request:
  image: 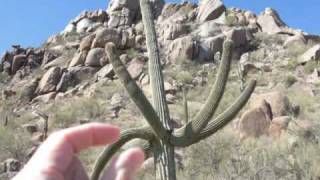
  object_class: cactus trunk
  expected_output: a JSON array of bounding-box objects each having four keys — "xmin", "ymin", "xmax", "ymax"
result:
[{"xmin": 139, "ymin": 0, "xmax": 177, "ymax": 179}]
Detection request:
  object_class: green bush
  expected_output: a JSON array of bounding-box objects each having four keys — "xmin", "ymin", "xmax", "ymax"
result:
[
  {"xmin": 49, "ymin": 97, "xmax": 108, "ymax": 128},
  {"xmin": 284, "ymin": 75, "xmax": 298, "ymax": 87},
  {"xmin": 0, "ymin": 126, "xmax": 31, "ymax": 162},
  {"xmin": 175, "ymin": 71, "xmax": 193, "ymax": 84},
  {"xmin": 225, "ymin": 15, "xmax": 239, "ymax": 27},
  {"xmin": 287, "ymin": 58, "xmax": 300, "ymax": 71},
  {"xmin": 136, "ymin": 128, "xmax": 320, "ymax": 180},
  {"xmin": 286, "ymin": 43, "xmax": 309, "ymax": 57},
  {"xmin": 286, "ymin": 89, "xmax": 320, "ymax": 122},
  {"xmin": 303, "ymin": 61, "xmax": 320, "ymax": 74},
  {"xmin": 255, "ymin": 32, "xmax": 284, "ymax": 46},
  {"xmin": 0, "ymin": 72, "xmax": 10, "ymax": 84},
  {"xmin": 126, "ymin": 48, "xmax": 141, "ymax": 59}
]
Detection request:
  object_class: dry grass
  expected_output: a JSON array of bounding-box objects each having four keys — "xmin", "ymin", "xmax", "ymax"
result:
[{"xmin": 0, "ymin": 126, "xmax": 32, "ymax": 163}]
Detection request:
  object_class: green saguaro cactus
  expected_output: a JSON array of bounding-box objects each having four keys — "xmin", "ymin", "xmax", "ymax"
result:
[{"xmin": 90, "ymin": 0, "xmax": 257, "ymax": 180}]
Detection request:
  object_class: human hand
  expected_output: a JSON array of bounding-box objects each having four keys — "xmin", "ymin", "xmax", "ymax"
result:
[{"xmin": 13, "ymin": 123, "xmax": 145, "ymax": 180}]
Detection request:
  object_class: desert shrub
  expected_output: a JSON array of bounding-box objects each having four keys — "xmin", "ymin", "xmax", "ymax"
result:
[
  {"xmin": 64, "ymin": 31, "xmax": 83, "ymax": 43},
  {"xmin": 287, "ymin": 58, "xmax": 300, "ymax": 71},
  {"xmin": 137, "ymin": 128, "xmax": 320, "ymax": 180},
  {"xmin": 49, "ymin": 101, "xmax": 80, "ymax": 128},
  {"xmin": 225, "ymin": 15, "xmax": 239, "ymax": 27},
  {"xmin": 0, "ymin": 99, "xmax": 16, "ymax": 126},
  {"xmin": 225, "ymin": 15, "xmax": 248, "ymax": 27},
  {"xmin": 284, "ymin": 75, "xmax": 298, "ymax": 87},
  {"xmin": 166, "ymin": 57, "xmax": 206, "ymax": 86},
  {"xmin": 181, "ymin": 132, "xmax": 236, "ymax": 180},
  {"xmin": 176, "ymin": 56, "xmax": 192, "ymax": 68},
  {"xmin": 42, "ymin": 34, "xmax": 64, "ymax": 48},
  {"xmin": 286, "ymin": 89, "xmax": 320, "ymax": 122},
  {"xmin": 0, "ymin": 73, "xmax": 10, "ymax": 84},
  {"xmin": 177, "ymin": 131, "xmax": 320, "ymax": 180},
  {"xmin": 175, "ymin": 71, "xmax": 193, "ymax": 84},
  {"xmin": 255, "ymin": 32, "xmax": 284, "ymax": 46},
  {"xmin": 286, "ymin": 43, "xmax": 309, "ymax": 57},
  {"xmin": 174, "ymin": 56, "xmax": 203, "ymax": 74},
  {"xmin": 249, "ymin": 48, "xmax": 267, "ymax": 62},
  {"xmin": 49, "ymin": 97, "xmax": 108, "ymax": 128},
  {"xmin": 126, "ymin": 48, "xmax": 141, "ymax": 59},
  {"xmin": 303, "ymin": 61, "xmax": 320, "ymax": 74},
  {"xmin": 0, "ymin": 126, "xmax": 31, "ymax": 162}
]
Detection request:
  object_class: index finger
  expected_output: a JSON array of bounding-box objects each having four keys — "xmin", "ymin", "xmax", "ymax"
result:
[
  {"xmin": 53, "ymin": 123, "xmax": 120, "ymax": 152},
  {"xmin": 27, "ymin": 123, "xmax": 120, "ymax": 173}
]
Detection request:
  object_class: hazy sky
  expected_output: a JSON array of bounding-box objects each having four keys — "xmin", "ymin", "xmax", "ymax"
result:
[{"xmin": 0, "ymin": 0, "xmax": 319, "ymax": 54}]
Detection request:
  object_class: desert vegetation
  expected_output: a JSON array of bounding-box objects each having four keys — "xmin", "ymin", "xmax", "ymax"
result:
[{"xmin": 1, "ymin": 0, "xmax": 320, "ymax": 180}]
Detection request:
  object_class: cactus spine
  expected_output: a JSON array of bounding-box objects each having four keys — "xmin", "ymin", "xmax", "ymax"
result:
[{"xmin": 90, "ymin": 0, "xmax": 257, "ymax": 179}]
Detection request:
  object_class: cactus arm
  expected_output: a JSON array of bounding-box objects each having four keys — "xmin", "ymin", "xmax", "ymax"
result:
[
  {"xmin": 170, "ymin": 79, "xmax": 256, "ymax": 147},
  {"xmin": 184, "ymin": 40, "xmax": 233, "ymax": 135},
  {"xmin": 170, "ymin": 40, "xmax": 234, "ymax": 145},
  {"xmin": 106, "ymin": 43, "xmax": 169, "ymax": 141},
  {"xmin": 140, "ymin": 140, "xmax": 154, "ymax": 159},
  {"xmin": 139, "ymin": 0, "xmax": 176, "ymax": 179},
  {"xmin": 194, "ymin": 80, "xmax": 256, "ymax": 143},
  {"xmin": 90, "ymin": 127, "xmax": 154, "ymax": 180}
]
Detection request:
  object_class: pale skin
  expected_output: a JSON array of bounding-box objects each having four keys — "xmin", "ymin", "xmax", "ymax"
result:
[{"xmin": 13, "ymin": 123, "xmax": 145, "ymax": 180}]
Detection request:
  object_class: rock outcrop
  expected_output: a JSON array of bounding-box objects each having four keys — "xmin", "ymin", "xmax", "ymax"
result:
[
  {"xmin": 0, "ymin": 46, "xmax": 44, "ymax": 75},
  {"xmin": 160, "ymin": 23, "xmax": 189, "ymax": 41},
  {"xmin": 239, "ymin": 100, "xmax": 272, "ymax": 139},
  {"xmin": 167, "ymin": 36, "xmax": 199, "ymax": 62},
  {"xmin": 107, "ymin": 0, "xmax": 141, "ymax": 28},
  {"xmin": 85, "ymin": 48, "xmax": 108, "ymax": 67},
  {"xmin": 11, "ymin": 55, "xmax": 27, "ymax": 74},
  {"xmin": 127, "ymin": 57, "xmax": 145, "ymax": 79},
  {"xmin": 79, "ymin": 34, "xmax": 96, "ymax": 52},
  {"xmin": 19, "ymin": 78, "xmax": 40, "ymax": 102},
  {"xmin": 225, "ymin": 27, "xmax": 253, "ymax": 48},
  {"xmin": 198, "ymin": 34, "xmax": 224, "ymax": 61},
  {"xmin": 269, "ymin": 116, "xmax": 291, "ymax": 138},
  {"xmin": 299, "ymin": 44, "xmax": 320, "ymax": 64},
  {"xmin": 91, "ymin": 28, "xmax": 122, "ymax": 48},
  {"xmin": 107, "ymin": 0, "xmax": 164, "ymax": 28},
  {"xmin": 69, "ymin": 51, "xmax": 87, "ymax": 67},
  {"xmin": 197, "ymin": 0, "xmax": 226, "ymax": 22},
  {"xmin": 158, "ymin": 2, "xmax": 196, "ymax": 24},
  {"xmin": 257, "ymin": 8, "xmax": 287, "ymax": 34},
  {"xmin": 96, "ymin": 64, "xmax": 114, "ymax": 80},
  {"xmin": 250, "ymin": 91, "xmax": 292, "ymax": 118},
  {"xmin": 36, "ymin": 67, "xmax": 62, "ymax": 95},
  {"xmin": 63, "ymin": 9, "xmax": 108, "ymax": 34},
  {"xmin": 239, "ymin": 91, "xmax": 296, "ymax": 139}
]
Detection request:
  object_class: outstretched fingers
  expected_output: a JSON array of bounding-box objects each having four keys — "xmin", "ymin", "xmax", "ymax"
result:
[
  {"xmin": 19, "ymin": 123, "xmax": 120, "ymax": 176},
  {"xmin": 57, "ymin": 122, "xmax": 120, "ymax": 152}
]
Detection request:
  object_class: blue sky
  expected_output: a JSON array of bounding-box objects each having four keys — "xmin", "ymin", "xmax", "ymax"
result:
[{"xmin": 0, "ymin": 0, "xmax": 319, "ymax": 54}]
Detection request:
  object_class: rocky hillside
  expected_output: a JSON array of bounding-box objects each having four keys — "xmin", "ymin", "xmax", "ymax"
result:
[{"xmin": 1, "ymin": 0, "xmax": 320, "ymax": 179}]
